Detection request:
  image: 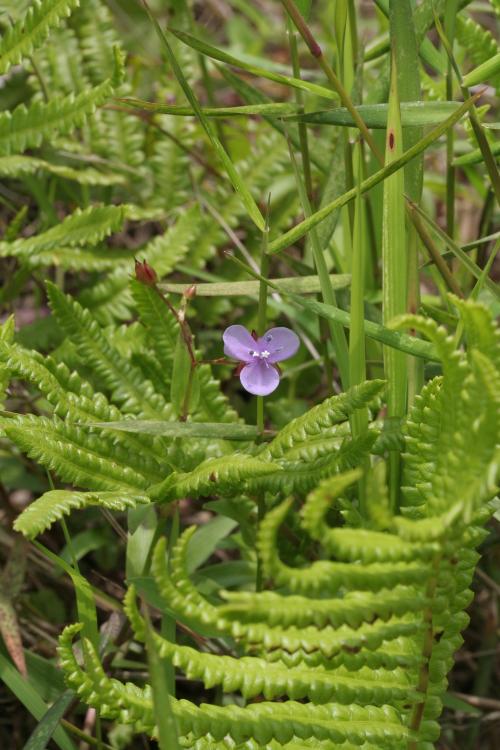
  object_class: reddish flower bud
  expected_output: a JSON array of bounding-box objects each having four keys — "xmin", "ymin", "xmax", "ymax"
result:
[
  {"xmin": 183, "ymin": 284, "xmax": 197, "ymax": 300},
  {"xmin": 134, "ymin": 259, "xmax": 157, "ymax": 286}
]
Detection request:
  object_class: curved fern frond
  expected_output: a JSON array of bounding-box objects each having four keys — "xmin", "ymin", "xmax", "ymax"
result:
[
  {"xmin": 14, "ymin": 489, "xmax": 149, "ymax": 539},
  {"xmin": 149, "ymin": 454, "xmax": 282, "ymax": 503},
  {"xmin": 0, "ymin": 78, "xmax": 114, "ymax": 156},
  {"xmin": 47, "ymin": 283, "xmax": 172, "ymax": 418},
  {"xmin": 0, "ymin": 205, "xmax": 125, "ymax": 259},
  {"xmin": 0, "ymin": 414, "xmax": 150, "ymax": 492},
  {"xmin": 260, "ymin": 380, "xmax": 385, "ymax": 461},
  {"xmin": 0, "ymin": 155, "xmax": 125, "ymax": 185},
  {"xmin": 0, "ymin": 340, "xmax": 165, "ymax": 474},
  {"xmin": 58, "ymin": 625, "xmax": 435, "ymax": 747},
  {"xmin": 0, "ymin": 0, "xmax": 80, "ymax": 75}
]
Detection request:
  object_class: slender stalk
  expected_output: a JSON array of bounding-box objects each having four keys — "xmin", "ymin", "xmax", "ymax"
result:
[
  {"xmin": 382, "ymin": 51, "xmax": 407, "ymax": 512},
  {"xmin": 407, "ymin": 554, "xmax": 441, "ymax": 750},
  {"xmin": 286, "ymin": 17, "xmax": 313, "ymax": 200},
  {"xmin": 444, "ymin": 0, "xmax": 458, "ymax": 237},
  {"xmin": 256, "ymin": 203, "xmax": 270, "ymax": 434},
  {"xmin": 349, "ymin": 143, "xmax": 369, "ymax": 515},
  {"xmin": 408, "ymin": 205, "xmax": 463, "ymax": 297},
  {"xmin": 279, "ymin": 0, "xmax": 383, "ymax": 163},
  {"xmin": 287, "ymin": 137, "xmax": 350, "ymax": 389}
]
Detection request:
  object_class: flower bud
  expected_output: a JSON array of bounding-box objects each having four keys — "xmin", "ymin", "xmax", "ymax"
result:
[{"xmin": 134, "ymin": 259, "xmax": 157, "ymax": 286}]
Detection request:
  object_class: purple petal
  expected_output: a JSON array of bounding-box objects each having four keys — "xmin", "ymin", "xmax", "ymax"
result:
[
  {"xmin": 260, "ymin": 327, "xmax": 300, "ymax": 363},
  {"xmin": 223, "ymin": 325, "xmax": 256, "ymax": 363},
  {"xmin": 240, "ymin": 360, "xmax": 280, "ymax": 396}
]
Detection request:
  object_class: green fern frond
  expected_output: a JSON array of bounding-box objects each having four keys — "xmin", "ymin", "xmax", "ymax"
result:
[
  {"xmin": 0, "ymin": 0, "xmax": 80, "ymax": 75},
  {"xmin": 62, "ymin": 629, "xmax": 437, "ymax": 747},
  {"xmin": 149, "ymin": 454, "xmax": 283, "ymax": 503},
  {"xmin": 0, "ymin": 316, "xmax": 14, "ymax": 410},
  {"xmin": 124, "ymin": 584, "xmax": 418, "ymax": 705},
  {"xmin": 0, "ymin": 155, "xmax": 126, "ymax": 185},
  {"xmin": 260, "ymin": 380, "xmax": 385, "ymax": 461},
  {"xmin": 47, "ymin": 283, "xmax": 172, "ymax": 418},
  {"xmin": 79, "ymin": 206, "xmax": 203, "ymax": 324},
  {"xmin": 0, "ymin": 78, "xmax": 114, "ymax": 156},
  {"xmin": 0, "ymin": 340, "xmax": 165, "ymax": 474},
  {"xmin": 14, "ymin": 489, "xmax": 149, "ymax": 539},
  {"xmin": 1, "ymin": 414, "xmax": 150, "ymax": 492},
  {"xmin": 456, "ymin": 14, "xmax": 500, "ymax": 89},
  {"xmin": 0, "ymin": 205, "xmax": 125, "ymax": 259}
]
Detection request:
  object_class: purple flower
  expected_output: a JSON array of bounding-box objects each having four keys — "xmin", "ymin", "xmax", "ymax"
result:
[{"xmin": 223, "ymin": 325, "xmax": 299, "ymax": 396}]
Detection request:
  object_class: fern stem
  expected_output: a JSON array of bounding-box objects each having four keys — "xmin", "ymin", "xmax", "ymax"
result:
[{"xmin": 407, "ymin": 554, "xmax": 441, "ymax": 750}]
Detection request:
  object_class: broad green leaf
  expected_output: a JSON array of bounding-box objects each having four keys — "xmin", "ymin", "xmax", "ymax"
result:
[
  {"xmin": 289, "ymin": 101, "xmax": 460, "ymax": 128},
  {"xmin": 33, "ymin": 543, "xmax": 99, "ymax": 653},
  {"xmin": 170, "ymin": 331, "xmax": 197, "ymax": 417},
  {"xmin": 186, "ymin": 516, "xmax": 238, "ymax": 573}
]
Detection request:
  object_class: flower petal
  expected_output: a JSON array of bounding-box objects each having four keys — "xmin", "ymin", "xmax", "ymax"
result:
[
  {"xmin": 260, "ymin": 327, "xmax": 300, "ymax": 362},
  {"xmin": 223, "ymin": 325, "xmax": 256, "ymax": 363},
  {"xmin": 240, "ymin": 361, "xmax": 280, "ymax": 396}
]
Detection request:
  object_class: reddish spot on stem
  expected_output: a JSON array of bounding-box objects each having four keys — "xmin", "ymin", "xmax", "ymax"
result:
[
  {"xmin": 388, "ymin": 129, "xmax": 395, "ymax": 150},
  {"xmin": 310, "ymin": 40, "xmax": 322, "ymax": 58}
]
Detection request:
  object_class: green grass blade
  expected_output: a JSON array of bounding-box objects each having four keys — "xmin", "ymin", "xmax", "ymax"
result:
[
  {"xmin": 23, "ymin": 690, "xmax": 75, "ymax": 750},
  {"xmin": 143, "ymin": 611, "xmax": 181, "ymax": 750},
  {"xmin": 91, "ymin": 421, "xmax": 268, "ymax": 440},
  {"xmin": 288, "ymin": 101, "xmax": 461, "ymax": 127},
  {"xmin": 142, "ymin": 3, "xmax": 265, "ymax": 231},
  {"xmin": 382, "ymin": 52, "xmax": 407, "ymax": 416},
  {"xmin": 160, "ymin": 274, "xmax": 350, "ymax": 296},
  {"xmin": 409, "ymin": 201, "xmax": 500, "ymax": 299},
  {"xmin": 462, "ymin": 51, "xmax": 500, "ymax": 87},
  {"xmin": 0, "ymin": 648, "xmax": 75, "ymax": 750},
  {"xmin": 119, "ymin": 97, "xmax": 298, "ymax": 117},
  {"xmin": 169, "ymin": 27, "xmax": 339, "ymax": 101},
  {"xmin": 268, "ymin": 93, "xmax": 478, "ymax": 255}
]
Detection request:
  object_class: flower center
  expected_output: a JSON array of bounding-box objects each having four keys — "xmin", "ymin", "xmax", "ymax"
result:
[{"xmin": 250, "ymin": 349, "xmax": 271, "ymax": 359}]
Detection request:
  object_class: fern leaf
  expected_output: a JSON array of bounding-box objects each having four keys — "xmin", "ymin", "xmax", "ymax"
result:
[
  {"xmin": 14, "ymin": 489, "xmax": 149, "ymax": 539},
  {"xmin": 0, "ymin": 155, "xmax": 125, "ymax": 185},
  {"xmin": 261, "ymin": 380, "xmax": 385, "ymax": 461},
  {"xmin": 0, "ymin": 0, "xmax": 80, "ymax": 75},
  {"xmin": 0, "ymin": 340, "xmax": 165, "ymax": 476},
  {"xmin": 1, "ymin": 414, "xmax": 149, "ymax": 493},
  {"xmin": 47, "ymin": 283, "xmax": 172, "ymax": 418},
  {"xmin": 0, "ymin": 78, "xmax": 113, "ymax": 157},
  {"xmin": 79, "ymin": 206, "xmax": 203, "ymax": 324},
  {"xmin": 149, "ymin": 454, "xmax": 283, "ymax": 503},
  {"xmin": 0, "ymin": 316, "xmax": 14, "ymax": 410},
  {"xmin": 0, "ymin": 205, "xmax": 125, "ymax": 259}
]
